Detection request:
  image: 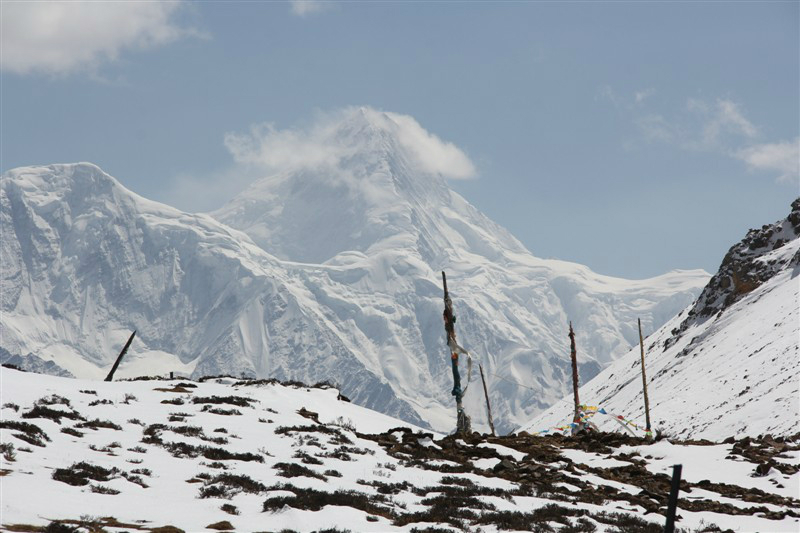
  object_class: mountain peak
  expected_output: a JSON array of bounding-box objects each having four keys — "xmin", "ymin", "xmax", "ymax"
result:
[{"xmin": 215, "ymin": 107, "xmax": 485, "ymax": 263}]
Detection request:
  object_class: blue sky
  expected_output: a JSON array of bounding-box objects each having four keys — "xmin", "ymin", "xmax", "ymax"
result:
[{"xmin": 2, "ymin": 1, "xmax": 798, "ymax": 278}]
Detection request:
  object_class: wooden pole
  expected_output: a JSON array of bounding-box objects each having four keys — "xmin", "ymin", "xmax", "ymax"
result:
[
  {"xmin": 442, "ymin": 272, "xmax": 471, "ymax": 435},
  {"xmin": 105, "ymin": 330, "xmax": 136, "ymax": 382},
  {"xmin": 638, "ymin": 318, "xmax": 652, "ymax": 436},
  {"xmin": 664, "ymin": 464, "xmax": 683, "ymax": 533},
  {"xmin": 568, "ymin": 322, "xmax": 581, "ymax": 435},
  {"xmin": 478, "ymin": 364, "xmax": 496, "ymax": 436}
]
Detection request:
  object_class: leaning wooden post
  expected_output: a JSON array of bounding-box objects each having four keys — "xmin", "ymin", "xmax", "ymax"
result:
[
  {"xmin": 105, "ymin": 330, "xmax": 136, "ymax": 382},
  {"xmin": 478, "ymin": 364, "xmax": 496, "ymax": 436},
  {"xmin": 638, "ymin": 318, "xmax": 652, "ymax": 439},
  {"xmin": 442, "ymin": 272, "xmax": 471, "ymax": 435},
  {"xmin": 664, "ymin": 464, "xmax": 683, "ymax": 533},
  {"xmin": 568, "ymin": 322, "xmax": 581, "ymax": 435}
]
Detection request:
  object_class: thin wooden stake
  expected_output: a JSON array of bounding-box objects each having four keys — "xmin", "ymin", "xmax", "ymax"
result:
[
  {"xmin": 105, "ymin": 330, "xmax": 136, "ymax": 382},
  {"xmin": 638, "ymin": 318, "xmax": 652, "ymax": 436},
  {"xmin": 478, "ymin": 364, "xmax": 496, "ymax": 436},
  {"xmin": 568, "ymin": 321, "xmax": 581, "ymax": 435},
  {"xmin": 664, "ymin": 464, "xmax": 683, "ymax": 533}
]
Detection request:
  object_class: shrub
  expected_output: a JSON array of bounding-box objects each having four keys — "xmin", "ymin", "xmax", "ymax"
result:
[
  {"xmin": 274, "ymin": 462, "xmax": 326, "ymax": 480},
  {"xmin": 263, "ymin": 486, "xmax": 392, "ymax": 518},
  {"xmin": 161, "ymin": 398, "xmax": 185, "ymax": 405},
  {"xmin": 294, "ymin": 451, "xmax": 323, "ymax": 465},
  {"xmin": 52, "ymin": 462, "xmax": 120, "ymax": 486},
  {"xmin": 89, "ymin": 399, "xmax": 113, "ymax": 406},
  {"xmin": 61, "ymin": 427, "xmax": 84, "ymax": 437},
  {"xmin": 200, "ymin": 406, "xmax": 241, "ymax": 416},
  {"xmin": 221, "ymin": 503, "xmax": 239, "ymax": 515},
  {"xmin": 76, "ymin": 418, "xmax": 122, "ymax": 430},
  {"xmin": 192, "ymin": 395, "xmax": 255, "ymax": 407},
  {"xmin": 90, "ymin": 484, "xmax": 121, "ymax": 495},
  {"xmin": 1, "ymin": 442, "xmax": 16, "ymax": 462},
  {"xmin": 200, "ymin": 473, "xmax": 267, "ymax": 498},
  {"xmin": 37, "ymin": 394, "xmax": 71, "ymax": 406},
  {"xmin": 123, "ymin": 394, "xmax": 138, "ymax": 403},
  {"xmin": 0, "ymin": 420, "xmax": 51, "ymax": 447},
  {"xmin": 22, "ymin": 404, "xmax": 84, "ymax": 424},
  {"xmin": 170, "ymin": 425, "xmax": 204, "ymax": 437}
]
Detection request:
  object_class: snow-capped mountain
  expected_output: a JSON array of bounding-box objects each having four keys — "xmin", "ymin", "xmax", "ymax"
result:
[
  {"xmin": 1, "ymin": 109, "xmax": 708, "ymax": 433},
  {"xmin": 521, "ymin": 199, "xmax": 800, "ymax": 440},
  {"xmin": 1, "ymin": 163, "xmax": 427, "ymax": 427},
  {"xmin": 213, "ymin": 107, "xmax": 708, "ymax": 431}
]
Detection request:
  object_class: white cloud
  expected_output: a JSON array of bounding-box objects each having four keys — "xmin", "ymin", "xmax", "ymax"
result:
[
  {"xmin": 735, "ymin": 138, "xmax": 800, "ymax": 184},
  {"xmin": 598, "ymin": 85, "xmax": 655, "ymax": 108},
  {"xmin": 1, "ymin": 1, "xmax": 199, "ymax": 76},
  {"xmin": 614, "ymin": 92, "xmax": 796, "ymax": 184},
  {"xmin": 224, "ymin": 106, "xmax": 477, "ymax": 180},
  {"xmin": 289, "ymin": 0, "xmax": 331, "ymax": 17},
  {"xmin": 383, "ymin": 111, "xmax": 476, "ymax": 179},
  {"xmin": 634, "ymin": 88, "xmax": 655, "ymax": 104},
  {"xmin": 628, "ymin": 97, "xmax": 759, "ymax": 152},
  {"xmin": 635, "ymin": 114, "xmax": 675, "ymax": 143},
  {"xmin": 687, "ymin": 98, "xmax": 758, "ymax": 148}
]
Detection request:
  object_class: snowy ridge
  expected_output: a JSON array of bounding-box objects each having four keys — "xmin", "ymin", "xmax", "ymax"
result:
[
  {"xmin": 1, "ymin": 368, "xmax": 798, "ymax": 532},
  {"xmin": 520, "ymin": 200, "xmax": 800, "ymax": 440},
  {"xmin": 1, "ymin": 110, "xmax": 707, "ymax": 433}
]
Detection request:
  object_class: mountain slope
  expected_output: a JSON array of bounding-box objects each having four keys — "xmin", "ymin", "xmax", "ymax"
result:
[
  {"xmin": 520, "ymin": 200, "xmax": 800, "ymax": 440},
  {"xmin": 1, "ymin": 367, "xmax": 798, "ymax": 532}
]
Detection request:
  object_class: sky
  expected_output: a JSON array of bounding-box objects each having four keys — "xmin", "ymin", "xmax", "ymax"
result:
[{"xmin": 2, "ymin": 1, "xmax": 798, "ymax": 279}]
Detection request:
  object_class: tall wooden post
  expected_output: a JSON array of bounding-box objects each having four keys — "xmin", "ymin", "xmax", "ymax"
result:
[
  {"xmin": 638, "ymin": 318, "xmax": 652, "ymax": 436},
  {"xmin": 568, "ymin": 322, "xmax": 581, "ymax": 435},
  {"xmin": 478, "ymin": 364, "xmax": 496, "ymax": 436},
  {"xmin": 105, "ymin": 330, "xmax": 136, "ymax": 382},
  {"xmin": 442, "ymin": 272, "xmax": 471, "ymax": 435}
]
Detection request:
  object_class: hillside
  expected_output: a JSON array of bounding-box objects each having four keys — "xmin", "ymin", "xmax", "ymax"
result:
[
  {"xmin": 1, "ymin": 367, "xmax": 798, "ymax": 532},
  {"xmin": 520, "ymin": 199, "xmax": 800, "ymax": 441}
]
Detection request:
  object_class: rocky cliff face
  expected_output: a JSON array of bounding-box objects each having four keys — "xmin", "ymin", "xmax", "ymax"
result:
[{"xmin": 665, "ymin": 198, "xmax": 800, "ymax": 349}]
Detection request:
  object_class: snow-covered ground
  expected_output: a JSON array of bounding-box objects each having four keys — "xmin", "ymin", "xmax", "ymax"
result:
[{"xmin": 2, "ymin": 368, "xmax": 798, "ymax": 532}]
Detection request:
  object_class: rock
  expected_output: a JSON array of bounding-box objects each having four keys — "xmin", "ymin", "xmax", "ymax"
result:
[
  {"xmin": 754, "ymin": 463, "xmax": 772, "ymax": 477},
  {"xmin": 493, "ymin": 459, "xmax": 515, "ymax": 472}
]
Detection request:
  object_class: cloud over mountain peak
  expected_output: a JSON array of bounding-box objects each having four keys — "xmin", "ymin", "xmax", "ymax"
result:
[{"xmin": 223, "ymin": 106, "xmax": 476, "ymax": 180}]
